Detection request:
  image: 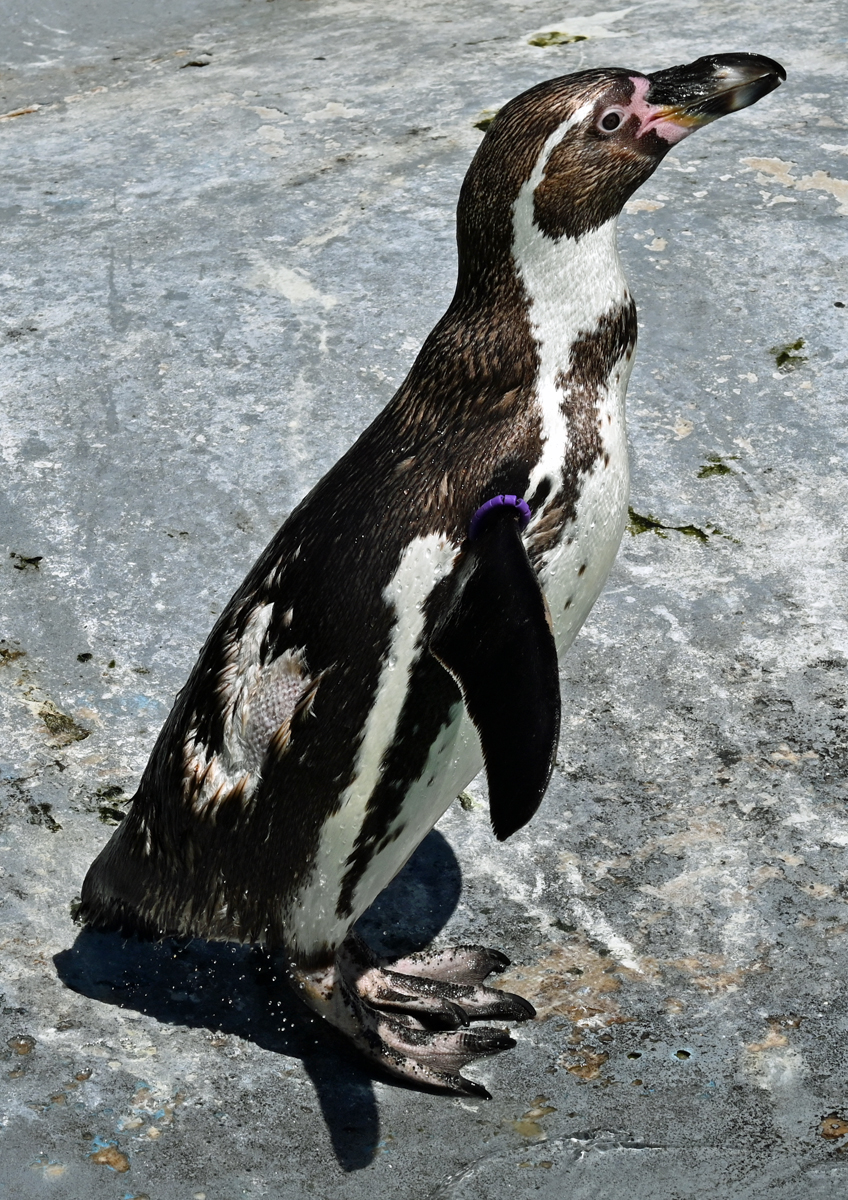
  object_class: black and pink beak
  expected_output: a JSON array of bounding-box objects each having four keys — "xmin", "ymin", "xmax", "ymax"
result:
[{"xmin": 631, "ymin": 53, "xmax": 786, "ymax": 145}]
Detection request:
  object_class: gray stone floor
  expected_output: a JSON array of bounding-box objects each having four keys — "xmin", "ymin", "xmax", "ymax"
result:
[{"xmin": 1, "ymin": 1, "xmax": 847, "ymax": 1195}]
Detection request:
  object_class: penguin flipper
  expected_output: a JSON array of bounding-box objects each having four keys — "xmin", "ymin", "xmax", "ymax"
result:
[{"xmin": 429, "ymin": 507, "xmax": 561, "ymax": 840}]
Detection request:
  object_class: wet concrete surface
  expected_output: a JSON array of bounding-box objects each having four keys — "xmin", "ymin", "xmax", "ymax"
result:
[{"xmin": 1, "ymin": 0, "xmax": 848, "ymax": 1195}]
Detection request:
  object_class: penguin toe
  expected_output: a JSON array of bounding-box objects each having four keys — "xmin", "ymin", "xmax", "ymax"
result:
[
  {"xmin": 487, "ymin": 989, "xmax": 537, "ymax": 1022},
  {"xmin": 374, "ymin": 1018, "xmax": 517, "ymax": 1097},
  {"xmin": 337, "ymin": 932, "xmax": 534, "ymax": 1029},
  {"xmin": 356, "ymin": 962, "xmax": 534, "ymax": 1027},
  {"xmin": 388, "ymin": 943, "xmax": 514, "ymax": 985},
  {"xmin": 364, "ymin": 973, "xmax": 472, "ymax": 1029}
]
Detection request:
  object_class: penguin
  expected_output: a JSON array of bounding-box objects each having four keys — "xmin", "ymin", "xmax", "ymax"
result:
[{"xmin": 80, "ymin": 52, "xmax": 785, "ymax": 1097}]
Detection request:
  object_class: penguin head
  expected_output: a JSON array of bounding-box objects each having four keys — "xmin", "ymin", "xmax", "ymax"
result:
[{"xmin": 457, "ymin": 53, "xmax": 785, "ymax": 261}]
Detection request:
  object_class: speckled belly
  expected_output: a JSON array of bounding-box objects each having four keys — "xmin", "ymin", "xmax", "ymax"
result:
[
  {"xmin": 542, "ymin": 452, "xmax": 630, "ymax": 658},
  {"xmin": 538, "ymin": 374, "xmax": 631, "ymax": 658}
]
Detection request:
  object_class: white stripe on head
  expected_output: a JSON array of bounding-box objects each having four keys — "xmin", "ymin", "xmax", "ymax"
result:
[
  {"xmin": 511, "ymin": 101, "xmax": 629, "ymax": 503},
  {"xmin": 512, "ymin": 100, "xmax": 595, "ymax": 260}
]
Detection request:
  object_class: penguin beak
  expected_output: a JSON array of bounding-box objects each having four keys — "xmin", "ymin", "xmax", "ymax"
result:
[{"xmin": 634, "ymin": 53, "xmax": 786, "ymax": 142}]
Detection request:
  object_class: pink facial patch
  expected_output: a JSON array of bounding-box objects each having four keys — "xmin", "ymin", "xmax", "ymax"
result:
[{"xmin": 626, "ymin": 75, "xmax": 696, "ymax": 146}]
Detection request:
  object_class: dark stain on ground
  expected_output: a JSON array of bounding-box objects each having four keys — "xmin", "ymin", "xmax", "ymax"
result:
[
  {"xmin": 72, "ymin": 784, "xmax": 129, "ymax": 825},
  {"xmin": 10, "ymin": 552, "xmax": 43, "ymax": 571},
  {"xmin": 1, "ymin": 778, "xmax": 61, "ymax": 832},
  {"xmin": 28, "ymin": 801, "xmax": 62, "ymax": 832}
]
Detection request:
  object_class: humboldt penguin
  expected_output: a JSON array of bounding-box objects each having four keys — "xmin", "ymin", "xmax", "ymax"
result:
[{"xmin": 80, "ymin": 53, "xmax": 785, "ymax": 1096}]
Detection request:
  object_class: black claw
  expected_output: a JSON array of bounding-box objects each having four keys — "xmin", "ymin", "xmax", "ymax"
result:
[
  {"xmin": 484, "ymin": 949, "xmax": 510, "ymax": 975},
  {"xmin": 465, "ymin": 1027, "xmax": 516, "ymax": 1055},
  {"xmin": 415, "ymin": 997, "xmax": 470, "ymax": 1030},
  {"xmin": 441, "ymin": 999, "xmax": 471, "ymax": 1028},
  {"xmin": 499, "ymin": 992, "xmax": 536, "ymax": 1021},
  {"xmin": 457, "ymin": 1077, "xmax": 493, "ymax": 1100}
]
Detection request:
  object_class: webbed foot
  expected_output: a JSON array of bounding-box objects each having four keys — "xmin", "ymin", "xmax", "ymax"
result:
[{"xmin": 289, "ymin": 932, "xmax": 534, "ymax": 1097}]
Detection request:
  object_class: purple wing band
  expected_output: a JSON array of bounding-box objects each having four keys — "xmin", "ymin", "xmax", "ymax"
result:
[{"xmin": 468, "ymin": 494, "xmax": 532, "ymax": 540}]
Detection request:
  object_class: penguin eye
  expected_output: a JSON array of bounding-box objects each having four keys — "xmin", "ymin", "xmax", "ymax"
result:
[{"xmin": 598, "ymin": 109, "xmax": 625, "ymax": 132}]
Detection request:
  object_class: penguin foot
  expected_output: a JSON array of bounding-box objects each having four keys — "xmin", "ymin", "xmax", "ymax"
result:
[{"xmin": 289, "ymin": 932, "xmax": 535, "ymax": 1096}]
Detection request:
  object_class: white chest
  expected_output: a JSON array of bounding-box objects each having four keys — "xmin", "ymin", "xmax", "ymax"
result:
[
  {"xmin": 512, "ymin": 165, "xmax": 634, "ymax": 659},
  {"xmin": 539, "ymin": 365, "xmax": 632, "ymax": 659},
  {"xmin": 513, "ymin": 210, "xmax": 629, "ymax": 491}
]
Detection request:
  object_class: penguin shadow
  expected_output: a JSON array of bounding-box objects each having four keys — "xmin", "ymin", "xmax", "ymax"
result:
[{"xmin": 54, "ymin": 829, "xmax": 463, "ymax": 1172}]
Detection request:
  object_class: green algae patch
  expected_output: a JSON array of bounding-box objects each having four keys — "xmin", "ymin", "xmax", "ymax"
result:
[
  {"xmin": 474, "ymin": 109, "xmax": 500, "ymax": 132},
  {"xmin": 627, "ymin": 508, "xmax": 670, "ymax": 538},
  {"xmin": 528, "ymin": 31, "xmax": 589, "ymax": 46},
  {"xmin": 698, "ymin": 453, "xmax": 738, "ymax": 479},
  {"xmin": 39, "ymin": 702, "xmax": 90, "ymax": 743},
  {"xmin": 627, "ymin": 507, "xmax": 737, "ymax": 544},
  {"xmin": 770, "ymin": 337, "xmax": 806, "ymax": 372}
]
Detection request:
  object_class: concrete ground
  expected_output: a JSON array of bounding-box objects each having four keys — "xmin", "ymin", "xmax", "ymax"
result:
[{"xmin": 1, "ymin": 0, "xmax": 847, "ymax": 1195}]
